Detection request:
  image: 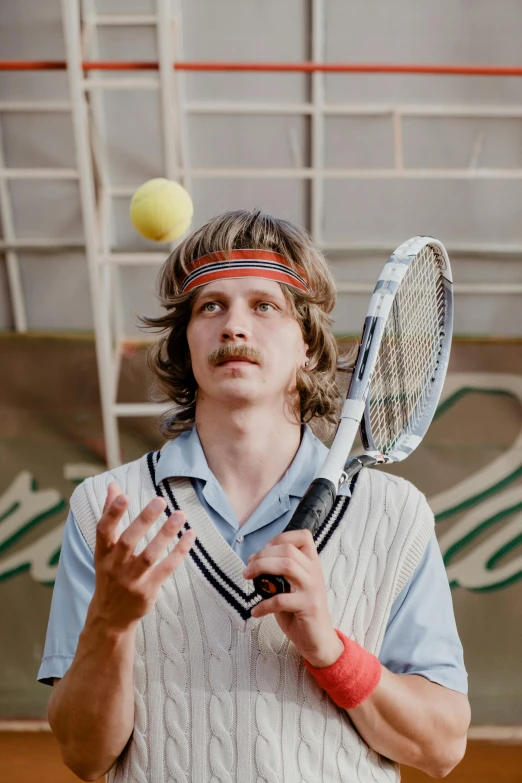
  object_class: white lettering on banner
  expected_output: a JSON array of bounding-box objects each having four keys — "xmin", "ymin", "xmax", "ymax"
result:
[
  {"xmin": 428, "ymin": 372, "xmax": 522, "ymax": 592},
  {"xmin": 0, "ymin": 472, "xmax": 63, "ymax": 549},
  {"xmin": 429, "ymin": 373, "xmax": 522, "ymax": 518},
  {"xmin": 438, "ymin": 486, "xmax": 522, "ymax": 590},
  {"xmin": 0, "ymin": 524, "xmax": 63, "ymax": 583},
  {"xmin": 0, "ymin": 472, "xmax": 64, "ymax": 583}
]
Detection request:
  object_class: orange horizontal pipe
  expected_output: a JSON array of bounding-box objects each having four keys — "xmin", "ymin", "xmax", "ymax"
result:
[
  {"xmin": 176, "ymin": 63, "xmax": 522, "ymax": 76},
  {"xmin": 0, "ymin": 61, "xmax": 68, "ymax": 70},
  {"xmin": 2, "ymin": 60, "xmax": 522, "ymax": 76}
]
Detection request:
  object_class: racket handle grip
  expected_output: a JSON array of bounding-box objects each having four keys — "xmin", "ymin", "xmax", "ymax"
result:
[
  {"xmin": 253, "ymin": 478, "xmax": 337, "ymax": 599},
  {"xmin": 284, "ymin": 478, "xmax": 337, "ymax": 533}
]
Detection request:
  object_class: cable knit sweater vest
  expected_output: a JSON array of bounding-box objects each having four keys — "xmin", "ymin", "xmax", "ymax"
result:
[{"xmin": 70, "ymin": 449, "xmax": 434, "ymax": 783}]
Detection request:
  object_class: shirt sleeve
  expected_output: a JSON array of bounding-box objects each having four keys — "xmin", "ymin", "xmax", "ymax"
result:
[
  {"xmin": 378, "ymin": 532, "xmax": 468, "ymax": 695},
  {"xmin": 37, "ymin": 509, "xmax": 95, "ymax": 686}
]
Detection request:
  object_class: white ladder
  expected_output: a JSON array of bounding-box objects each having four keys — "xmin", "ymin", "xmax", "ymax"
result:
[{"xmin": 60, "ymin": 0, "xmax": 191, "ymax": 467}]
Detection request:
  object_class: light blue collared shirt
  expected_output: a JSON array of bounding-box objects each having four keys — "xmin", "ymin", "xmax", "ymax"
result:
[{"xmin": 38, "ymin": 425, "xmax": 467, "ymax": 694}]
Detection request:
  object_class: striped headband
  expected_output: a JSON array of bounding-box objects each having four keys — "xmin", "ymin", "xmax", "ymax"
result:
[{"xmin": 179, "ymin": 249, "xmax": 311, "ymax": 294}]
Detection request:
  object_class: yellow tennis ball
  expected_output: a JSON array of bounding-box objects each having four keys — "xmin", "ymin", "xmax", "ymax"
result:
[{"xmin": 130, "ymin": 178, "xmax": 194, "ymax": 242}]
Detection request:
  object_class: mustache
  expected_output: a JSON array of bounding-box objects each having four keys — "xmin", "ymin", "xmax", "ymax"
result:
[{"xmin": 208, "ymin": 344, "xmax": 263, "ymax": 366}]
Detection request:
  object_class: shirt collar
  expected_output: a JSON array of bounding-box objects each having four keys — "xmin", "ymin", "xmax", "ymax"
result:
[
  {"xmin": 155, "ymin": 426, "xmax": 211, "ymax": 485},
  {"xmin": 154, "ymin": 424, "xmax": 329, "ymax": 496},
  {"xmin": 280, "ymin": 424, "xmax": 329, "ymax": 498}
]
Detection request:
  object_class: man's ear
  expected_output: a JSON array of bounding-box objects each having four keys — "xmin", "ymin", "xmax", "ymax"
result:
[{"xmin": 302, "ymin": 343, "xmax": 311, "ymax": 369}]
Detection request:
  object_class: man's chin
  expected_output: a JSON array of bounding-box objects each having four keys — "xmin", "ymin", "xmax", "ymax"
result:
[{"xmin": 200, "ymin": 377, "xmax": 261, "ymax": 404}]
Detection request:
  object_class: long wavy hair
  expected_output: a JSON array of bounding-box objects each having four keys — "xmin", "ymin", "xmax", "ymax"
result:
[{"xmin": 140, "ymin": 209, "xmax": 353, "ymax": 439}]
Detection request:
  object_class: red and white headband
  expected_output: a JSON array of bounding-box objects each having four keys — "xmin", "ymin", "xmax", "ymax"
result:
[{"xmin": 179, "ymin": 249, "xmax": 311, "ymax": 294}]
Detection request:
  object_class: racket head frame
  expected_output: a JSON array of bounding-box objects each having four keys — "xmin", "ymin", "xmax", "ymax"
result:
[
  {"xmin": 319, "ymin": 235, "xmax": 453, "ymax": 487},
  {"xmin": 358, "ymin": 236, "xmax": 453, "ymax": 463}
]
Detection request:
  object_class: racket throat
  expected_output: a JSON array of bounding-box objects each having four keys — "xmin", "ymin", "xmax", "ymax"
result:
[{"xmin": 341, "ymin": 453, "xmax": 388, "ymax": 483}]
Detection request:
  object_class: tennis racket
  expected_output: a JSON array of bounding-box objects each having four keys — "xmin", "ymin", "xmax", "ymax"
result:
[{"xmin": 253, "ymin": 236, "xmax": 453, "ymax": 598}]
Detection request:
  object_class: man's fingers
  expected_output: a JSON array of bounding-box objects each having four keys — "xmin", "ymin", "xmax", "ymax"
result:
[
  {"xmin": 250, "ymin": 592, "xmax": 303, "ymax": 619},
  {"xmin": 152, "ymin": 527, "xmax": 197, "ymax": 584},
  {"xmin": 247, "ymin": 543, "xmax": 313, "ymax": 573},
  {"xmin": 116, "ymin": 496, "xmax": 167, "ymax": 561},
  {"xmin": 103, "ymin": 482, "xmax": 122, "ymax": 514},
  {"xmin": 244, "ymin": 556, "xmax": 309, "ymax": 591},
  {"xmin": 96, "ymin": 492, "xmax": 128, "ymax": 553},
  {"xmin": 262, "ymin": 529, "xmax": 317, "ymax": 557},
  {"xmin": 131, "ymin": 511, "xmax": 187, "ymax": 576}
]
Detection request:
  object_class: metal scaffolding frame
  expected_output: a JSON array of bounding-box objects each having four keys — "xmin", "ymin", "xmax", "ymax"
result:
[{"xmin": 1, "ymin": 0, "xmax": 522, "ymax": 466}]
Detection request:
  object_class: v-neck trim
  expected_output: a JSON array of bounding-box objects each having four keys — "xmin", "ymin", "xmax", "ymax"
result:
[{"xmin": 146, "ymin": 450, "xmax": 360, "ymax": 625}]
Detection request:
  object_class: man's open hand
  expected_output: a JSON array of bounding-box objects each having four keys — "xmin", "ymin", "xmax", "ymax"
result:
[
  {"xmin": 88, "ymin": 482, "xmax": 196, "ymax": 632},
  {"xmin": 243, "ymin": 530, "xmax": 344, "ymax": 668}
]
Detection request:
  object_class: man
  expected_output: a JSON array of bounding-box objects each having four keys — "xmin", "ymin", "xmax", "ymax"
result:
[{"xmin": 39, "ymin": 209, "xmax": 470, "ymax": 782}]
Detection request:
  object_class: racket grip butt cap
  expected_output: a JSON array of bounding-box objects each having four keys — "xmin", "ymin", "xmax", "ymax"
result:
[{"xmin": 253, "ymin": 574, "xmax": 291, "ymax": 599}]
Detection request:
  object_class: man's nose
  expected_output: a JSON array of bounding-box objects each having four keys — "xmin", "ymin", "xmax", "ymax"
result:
[{"xmin": 220, "ymin": 303, "xmax": 250, "ymax": 341}]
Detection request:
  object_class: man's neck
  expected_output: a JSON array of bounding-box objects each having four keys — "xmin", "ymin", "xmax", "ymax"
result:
[{"xmin": 194, "ymin": 400, "xmax": 302, "ymax": 526}]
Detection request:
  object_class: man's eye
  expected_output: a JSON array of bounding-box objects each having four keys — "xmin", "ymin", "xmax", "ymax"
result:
[
  {"xmin": 202, "ymin": 302, "xmax": 221, "ymax": 312},
  {"xmin": 257, "ymin": 302, "xmax": 274, "ymax": 312}
]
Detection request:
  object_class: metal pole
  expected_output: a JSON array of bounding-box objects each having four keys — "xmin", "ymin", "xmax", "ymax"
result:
[
  {"xmin": 170, "ymin": 0, "xmax": 192, "ymax": 196},
  {"xmin": 0, "ymin": 117, "xmax": 27, "ymax": 331},
  {"xmin": 156, "ymin": 0, "xmax": 180, "ymax": 182},
  {"xmin": 310, "ymin": 0, "xmax": 325, "ymax": 244}
]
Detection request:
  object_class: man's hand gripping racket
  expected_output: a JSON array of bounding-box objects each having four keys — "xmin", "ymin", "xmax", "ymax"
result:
[{"xmin": 253, "ymin": 236, "xmax": 453, "ymax": 599}]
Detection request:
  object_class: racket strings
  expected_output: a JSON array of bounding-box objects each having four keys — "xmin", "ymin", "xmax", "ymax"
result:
[
  {"xmin": 381, "ymin": 252, "xmax": 442, "ymax": 433},
  {"xmin": 374, "ymin": 247, "xmax": 444, "ymax": 444},
  {"xmin": 369, "ymin": 245, "xmax": 446, "ymax": 453}
]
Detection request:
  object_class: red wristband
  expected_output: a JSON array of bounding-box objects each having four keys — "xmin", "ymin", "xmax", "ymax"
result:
[{"xmin": 303, "ymin": 629, "xmax": 382, "ymax": 709}]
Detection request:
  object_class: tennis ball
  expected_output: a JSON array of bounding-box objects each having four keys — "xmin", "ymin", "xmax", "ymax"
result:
[{"xmin": 129, "ymin": 178, "xmax": 194, "ymax": 242}]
